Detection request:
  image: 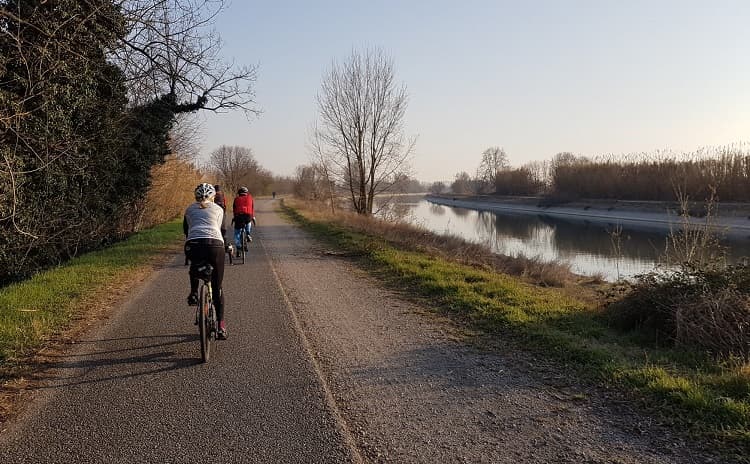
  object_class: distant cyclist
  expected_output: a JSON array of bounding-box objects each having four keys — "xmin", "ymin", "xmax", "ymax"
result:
[
  {"xmin": 232, "ymin": 186, "xmax": 255, "ymax": 254},
  {"xmin": 184, "ymin": 183, "xmax": 228, "ymax": 339},
  {"xmin": 213, "ymin": 184, "xmax": 227, "ymax": 210}
]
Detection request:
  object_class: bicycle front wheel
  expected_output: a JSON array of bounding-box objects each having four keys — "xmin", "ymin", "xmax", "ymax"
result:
[{"xmin": 198, "ymin": 284, "xmax": 211, "ymax": 362}]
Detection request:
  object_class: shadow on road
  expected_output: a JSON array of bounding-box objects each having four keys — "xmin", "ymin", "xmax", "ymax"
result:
[{"xmin": 29, "ymin": 333, "xmax": 203, "ymax": 390}]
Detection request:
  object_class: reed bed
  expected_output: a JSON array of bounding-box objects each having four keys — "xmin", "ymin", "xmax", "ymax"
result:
[
  {"xmin": 554, "ymin": 148, "xmax": 750, "ymax": 201},
  {"xmin": 493, "ymin": 167, "xmax": 544, "ymax": 195},
  {"xmin": 494, "ymin": 145, "xmax": 750, "ymax": 202}
]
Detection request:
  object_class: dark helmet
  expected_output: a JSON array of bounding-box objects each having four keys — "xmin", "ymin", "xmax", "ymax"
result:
[
  {"xmin": 214, "ymin": 184, "xmax": 221, "ymax": 191},
  {"xmin": 238, "ymin": 186, "xmax": 249, "ymax": 194}
]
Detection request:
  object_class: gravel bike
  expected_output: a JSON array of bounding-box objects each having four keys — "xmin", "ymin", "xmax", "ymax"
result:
[{"xmin": 191, "ymin": 261, "xmax": 217, "ymax": 362}]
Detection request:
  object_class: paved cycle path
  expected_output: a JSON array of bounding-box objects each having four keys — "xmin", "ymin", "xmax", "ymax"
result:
[{"xmin": 0, "ymin": 200, "xmax": 357, "ymax": 463}]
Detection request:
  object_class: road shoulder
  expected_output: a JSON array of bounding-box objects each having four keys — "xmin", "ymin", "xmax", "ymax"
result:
[{"xmin": 261, "ymin": 199, "xmax": 726, "ymax": 463}]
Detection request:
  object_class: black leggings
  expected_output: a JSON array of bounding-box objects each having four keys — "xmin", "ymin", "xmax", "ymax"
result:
[{"xmin": 185, "ymin": 241, "xmax": 225, "ymax": 323}]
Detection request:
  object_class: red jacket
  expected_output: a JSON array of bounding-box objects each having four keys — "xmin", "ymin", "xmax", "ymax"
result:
[{"xmin": 233, "ymin": 193, "xmax": 254, "ymax": 216}]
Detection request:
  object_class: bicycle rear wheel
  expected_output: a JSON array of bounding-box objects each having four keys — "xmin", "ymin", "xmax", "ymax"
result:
[
  {"xmin": 240, "ymin": 230, "xmax": 246, "ymax": 265},
  {"xmin": 198, "ymin": 284, "xmax": 211, "ymax": 362}
]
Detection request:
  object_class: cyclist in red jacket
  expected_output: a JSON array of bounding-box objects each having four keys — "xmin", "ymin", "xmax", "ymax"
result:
[{"xmin": 232, "ymin": 187, "xmax": 255, "ymax": 253}]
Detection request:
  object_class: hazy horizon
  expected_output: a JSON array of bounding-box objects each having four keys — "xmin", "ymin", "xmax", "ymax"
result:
[{"xmin": 199, "ymin": 1, "xmax": 750, "ymax": 182}]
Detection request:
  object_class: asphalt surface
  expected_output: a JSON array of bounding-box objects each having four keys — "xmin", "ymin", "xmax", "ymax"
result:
[{"xmin": 0, "ymin": 200, "xmax": 356, "ymax": 463}]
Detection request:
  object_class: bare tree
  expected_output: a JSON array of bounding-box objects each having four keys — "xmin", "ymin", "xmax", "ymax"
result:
[
  {"xmin": 115, "ymin": 0, "xmax": 259, "ymax": 115},
  {"xmin": 312, "ymin": 47, "xmax": 415, "ymax": 215},
  {"xmin": 476, "ymin": 146, "xmax": 508, "ymax": 193},
  {"xmin": 550, "ymin": 152, "xmax": 578, "ymax": 176},
  {"xmin": 293, "ymin": 165, "xmax": 322, "ymax": 200},
  {"xmin": 0, "ymin": 0, "xmax": 257, "ymax": 239},
  {"xmin": 206, "ymin": 145, "xmax": 259, "ymax": 194},
  {"xmin": 308, "ymin": 125, "xmax": 340, "ymax": 213},
  {"xmin": 429, "ymin": 181, "xmax": 446, "ymax": 194},
  {"xmin": 168, "ymin": 113, "xmax": 203, "ymax": 160},
  {"xmin": 451, "ymin": 171, "xmax": 474, "ymax": 194}
]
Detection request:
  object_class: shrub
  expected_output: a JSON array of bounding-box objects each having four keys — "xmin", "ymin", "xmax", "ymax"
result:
[{"xmin": 607, "ymin": 262, "xmax": 750, "ymax": 359}]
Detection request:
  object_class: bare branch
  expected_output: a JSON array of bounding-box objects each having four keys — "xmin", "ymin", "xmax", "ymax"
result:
[{"xmin": 115, "ymin": 0, "xmax": 259, "ymax": 115}]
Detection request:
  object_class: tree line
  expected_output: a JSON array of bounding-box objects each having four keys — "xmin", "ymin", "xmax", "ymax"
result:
[
  {"xmin": 205, "ymin": 145, "xmax": 296, "ymax": 198},
  {"xmin": 0, "ymin": 0, "xmax": 257, "ymax": 284},
  {"xmin": 444, "ymin": 145, "xmax": 750, "ymax": 203}
]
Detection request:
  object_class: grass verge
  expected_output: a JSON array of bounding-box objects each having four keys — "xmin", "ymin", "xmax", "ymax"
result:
[
  {"xmin": 282, "ymin": 201, "xmax": 750, "ymax": 458},
  {"xmin": 0, "ymin": 220, "xmax": 183, "ymax": 373}
]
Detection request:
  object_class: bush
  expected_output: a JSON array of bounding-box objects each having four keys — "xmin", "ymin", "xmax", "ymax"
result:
[
  {"xmin": 607, "ymin": 262, "xmax": 750, "ymax": 359},
  {"xmin": 494, "ymin": 167, "xmax": 544, "ymax": 195}
]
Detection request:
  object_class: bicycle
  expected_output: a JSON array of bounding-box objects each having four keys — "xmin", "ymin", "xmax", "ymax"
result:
[
  {"xmin": 191, "ymin": 261, "xmax": 217, "ymax": 362},
  {"xmin": 237, "ymin": 226, "xmax": 248, "ymax": 265},
  {"xmin": 225, "ymin": 242, "xmax": 234, "ymax": 266},
  {"xmin": 232, "ymin": 216, "xmax": 255, "ymax": 265}
]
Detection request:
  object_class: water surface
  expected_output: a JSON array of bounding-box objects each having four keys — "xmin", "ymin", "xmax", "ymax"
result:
[{"xmin": 376, "ymin": 196, "xmax": 750, "ymax": 280}]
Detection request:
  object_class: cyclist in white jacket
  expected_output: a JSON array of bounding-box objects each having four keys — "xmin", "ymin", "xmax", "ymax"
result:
[{"xmin": 183, "ymin": 183, "xmax": 228, "ymax": 339}]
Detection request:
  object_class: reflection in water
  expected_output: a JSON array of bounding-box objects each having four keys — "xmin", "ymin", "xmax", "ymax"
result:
[
  {"xmin": 378, "ymin": 201, "xmax": 414, "ymax": 222},
  {"xmin": 375, "ymin": 196, "xmax": 750, "ymax": 280},
  {"xmin": 451, "ymin": 207, "xmax": 471, "ymax": 218},
  {"xmin": 429, "ymin": 203, "xmax": 446, "ymax": 216}
]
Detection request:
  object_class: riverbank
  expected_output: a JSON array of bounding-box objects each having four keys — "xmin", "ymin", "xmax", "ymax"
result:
[
  {"xmin": 282, "ymin": 199, "xmax": 750, "ymax": 459},
  {"xmin": 427, "ymin": 194, "xmax": 750, "ymax": 239}
]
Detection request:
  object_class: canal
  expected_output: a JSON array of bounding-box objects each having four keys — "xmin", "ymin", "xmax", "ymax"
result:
[{"xmin": 377, "ymin": 195, "xmax": 750, "ymax": 280}]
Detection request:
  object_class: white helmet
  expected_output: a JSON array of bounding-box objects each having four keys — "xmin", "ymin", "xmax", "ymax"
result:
[{"xmin": 194, "ymin": 183, "xmax": 215, "ymax": 201}]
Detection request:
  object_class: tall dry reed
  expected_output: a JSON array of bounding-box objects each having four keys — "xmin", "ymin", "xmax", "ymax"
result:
[
  {"xmin": 550, "ymin": 145, "xmax": 750, "ymax": 202},
  {"xmin": 494, "ymin": 167, "xmax": 544, "ymax": 195},
  {"xmin": 133, "ymin": 155, "xmax": 204, "ymax": 230}
]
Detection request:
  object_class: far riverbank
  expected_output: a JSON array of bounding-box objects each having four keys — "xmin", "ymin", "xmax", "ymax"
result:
[{"xmin": 427, "ymin": 194, "xmax": 750, "ymax": 240}]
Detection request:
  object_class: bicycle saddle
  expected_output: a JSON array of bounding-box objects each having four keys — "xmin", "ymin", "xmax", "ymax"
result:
[{"xmin": 191, "ymin": 262, "xmax": 214, "ymax": 280}]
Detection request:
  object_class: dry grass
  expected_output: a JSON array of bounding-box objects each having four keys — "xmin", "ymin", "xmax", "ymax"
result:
[
  {"xmin": 675, "ymin": 288, "xmax": 750, "ymax": 358},
  {"xmin": 133, "ymin": 154, "xmax": 204, "ymax": 231},
  {"xmin": 607, "ymin": 193, "xmax": 750, "ymax": 360},
  {"xmin": 608, "ymin": 262, "xmax": 750, "ymax": 360},
  {"xmin": 288, "ymin": 199, "xmax": 578, "ymax": 287},
  {"xmin": 551, "ymin": 145, "xmax": 750, "ymax": 202}
]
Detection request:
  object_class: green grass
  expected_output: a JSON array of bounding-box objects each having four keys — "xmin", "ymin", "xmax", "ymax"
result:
[
  {"xmin": 283, "ymin": 203, "xmax": 750, "ymax": 456},
  {"xmin": 0, "ymin": 221, "xmax": 182, "ymax": 371}
]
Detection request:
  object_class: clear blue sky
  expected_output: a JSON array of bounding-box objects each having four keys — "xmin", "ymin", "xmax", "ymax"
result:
[{"xmin": 200, "ymin": 0, "xmax": 750, "ymax": 182}]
